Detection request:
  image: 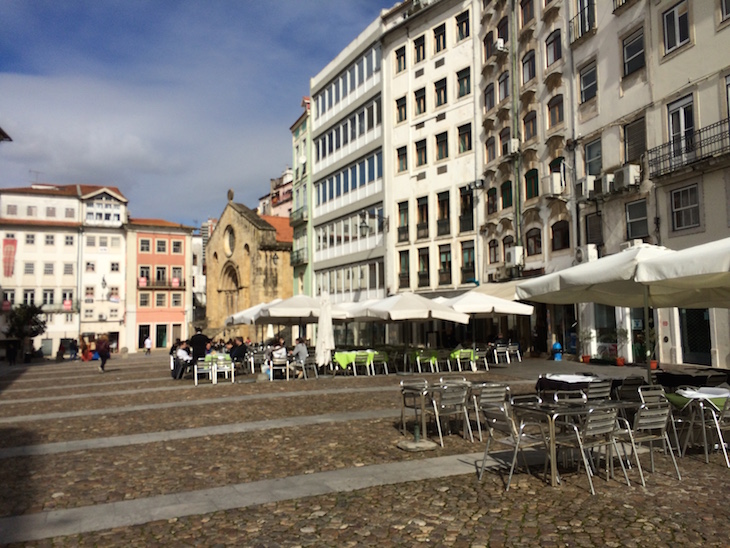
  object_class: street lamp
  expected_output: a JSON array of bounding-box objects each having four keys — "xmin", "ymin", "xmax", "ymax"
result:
[
  {"xmin": 101, "ymin": 276, "xmax": 107, "ymax": 289},
  {"xmin": 272, "ymin": 253, "xmax": 279, "ymax": 265},
  {"xmin": 359, "ymin": 210, "xmax": 388, "ymax": 238}
]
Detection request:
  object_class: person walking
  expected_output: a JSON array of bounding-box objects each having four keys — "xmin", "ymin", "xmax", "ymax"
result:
[
  {"xmin": 144, "ymin": 335, "xmax": 152, "ymax": 355},
  {"xmin": 96, "ymin": 335, "xmax": 111, "ymax": 373}
]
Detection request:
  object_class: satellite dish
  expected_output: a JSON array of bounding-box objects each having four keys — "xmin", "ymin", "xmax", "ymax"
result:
[{"xmin": 299, "ymin": 155, "xmax": 306, "ymax": 164}]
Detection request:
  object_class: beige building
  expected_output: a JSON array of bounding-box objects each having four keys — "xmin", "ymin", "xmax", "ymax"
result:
[{"xmin": 205, "ymin": 192, "xmax": 292, "ymax": 340}]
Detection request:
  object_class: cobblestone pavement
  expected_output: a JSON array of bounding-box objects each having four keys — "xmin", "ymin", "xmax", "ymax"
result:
[{"xmin": 0, "ymin": 352, "xmax": 729, "ymax": 546}]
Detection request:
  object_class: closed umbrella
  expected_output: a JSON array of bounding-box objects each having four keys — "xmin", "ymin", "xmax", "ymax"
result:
[{"xmin": 315, "ymin": 292, "xmax": 336, "ymax": 368}]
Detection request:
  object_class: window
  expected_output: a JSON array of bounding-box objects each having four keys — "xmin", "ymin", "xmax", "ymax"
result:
[
  {"xmin": 399, "ymin": 251, "xmax": 410, "ymax": 288},
  {"xmin": 139, "ymin": 293, "xmax": 150, "ymax": 307},
  {"xmin": 497, "ymin": 16, "xmax": 509, "ymax": 41},
  {"xmin": 396, "ymin": 46, "xmax": 406, "ymax": 73},
  {"xmin": 27, "ymin": 205, "xmax": 36, "ymax": 217},
  {"xmin": 663, "ymin": 1, "xmax": 689, "ymax": 54},
  {"xmin": 484, "ymin": 84, "xmax": 495, "ymax": 111},
  {"xmin": 418, "ymin": 247, "xmax": 430, "ymax": 287},
  {"xmin": 502, "ymin": 235, "xmax": 514, "ymax": 263},
  {"xmin": 437, "ymin": 192, "xmax": 450, "ymax": 236},
  {"xmin": 668, "ymin": 95, "xmax": 694, "ymax": 159},
  {"xmin": 484, "ymin": 32, "xmax": 494, "ymax": 60},
  {"xmin": 397, "ymin": 146, "xmax": 408, "ymax": 173},
  {"xmin": 546, "ymin": 30, "xmax": 562, "ymax": 66},
  {"xmin": 487, "ymin": 188, "xmax": 498, "ymax": 214},
  {"xmin": 671, "ymin": 184, "xmax": 700, "ymax": 230},
  {"xmin": 436, "ymin": 132, "xmax": 449, "ymax": 160},
  {"xmin": 438, "ymin": 245, "xmax": 451, "ymax": 285},
  {"xmin": 172, "ymin": 241, "xmax": 182, "ymax": 254},
  {"xmin": 396, "ymin": 97, "xmax": 407, "ymax": 123},
  {"xmin": 64, "ymin": 263, "xmax": 73, "ymax": 275},
  {"xmin": 586, "ymin": 212, "xmax": 603, "ymax": 245},
  {"xmin": 486, "ymin": 137, "xmax": 496, "ymax": 162},
  {"xmin": 624, "ymin": 118, "xmax": 646, "ymax": 163},
  {"xmin": 585, "ymin": 138, "xmax": 602, "ymax": 176},
  {"xmin": 434, "ymin": 23, "xmax": 446, "ymax": 53},
  {"xmin": 489, "ymin": 239, "xmax": 499, "ymax": 264},
  {"xmin": 461, "ymin": 241, "xmax": 475, "ymax": 282},
  {"xmin": 521, "ymin": 0, "xmax": 534, "ymax": 26},
  {"xmin": 111, "ymin": 262, "xmax": 120, "ymax": 272},
  {"xmin": 548, "ymin": 95, "xmax": 564, "ymax": 127},
  {"xmin": 24, "ymin": 262, "xmax": 34, "ymax": 275},
  {"xmin": 65, "ymin": 207, "xmax": 74, "ymax": 218},
  {"xmin": 551, "ymin": 220, "xmax": 570, "ymax": 251},
  {"xmin": 172, "ymin": 266, "xmax": 183, "ymax": 281},
  {"xmin": 140, "ymin": 266, "xmax": 150, "ymax": 280},
  {"xmin": 498, "ymin": 71, "xmax": 510, "ymax": 102},
  {"xmin": 156, "ymin": 293, "xmax": 167, "ymax": 307},
  {"xmin": 6, "ymin": 204, "xmax": 17, "ymax": 215},
  {"xmin": 623, "ymin": 29, "xmax": 645, "ymax": 76},
  {"xmin": 522, "ymin": 50, "xmax": 535, "ymax": 84},
  {"xmin": 416, "ymin": 139, "xmax": 427, "ymax": 166},
  {"xmin": 99, "ymin": 236, "xmax": 108, "ymax": 248},
  {"xmin": 458, "ymin": 124, "xmax": 472, "ymax": 153},
  {"xmin": 87, "ymin": 235, "xmax": 95, "ymax": 247},
  {"xmin": 172, "ymin": 293, "xmax": 182, "ymax": 307},
  {"xmin": 43, "ymin": 263, "xmax": 53, "ymax": 275},
  {"xmin": 526, "ymin": 227, "xmax": 542, "ymax": 256},
  {"xmin": 26, "ymin": 234, "xmax": 35, "ymax": 245},
  {"xmin": 156, "ymin": 266, "xmax": 167, "ymax": 282},
  {"xmin": 65, "ymin": 235, "xmax": 74, "ymax": 246},
  {"xmin": 724, "ymin": 0, "xmax": 730, "ymax": 20},
  {"xmin": 415, "ymin": 88, "xmax": 426, "ymax": 115},
  {"xmin": 86, "ymin": 262, "xmax": 95, "ymax": 272},
  {"xmin": 46, "ymin": 207, "xmax": 56, "ymax": 218},
  {"xmin": 435, "ymin": 78, "xmax": 447, "ymax": 107},
  {"xmin": 23, "ymin": 289, "xmax": 35, "ymax": 305},
  {"xmin": 501, "ymin": 181, "xmax": 513, "ymax": 208},
  {"xmin": 3, "ymin": 290, "xmax": 15, "ymax": 304},
  {"xmin": 156, "ymin": 240, "xmax": 166, "ymax": 253},
  {"xmin": 414, "ymin": 35, "xmax": 425, "ymax": 63},
  {"xmin": 140, "ymin": 239, "xmax": 150, "ymax": 252},
  {"xmin": 525, "ymin": 168, "xmax": 539, "ymax": 199},
  {"xmin": 456, "ymin": 10, "xmax": 470, "ymax": 41},
  {"xmin": 398, "ymin": 202, "xmax": 409, "ymax": 243},
  {"xmin": 45, "ymin": 235, "xmax": 54, "ymax": 245},
  {"xmin": 580, "ymin": 62, "xmax": 597, "ymax": 103},
  {"xmin": 524, "ymin": 111, "xmax": 537, "ymax": 141},
  {"xmin": 43, "ymin": 289, "xmax": 54, "ymax": 305},
  {"xmin": 457, "ymin": 68, "xmax": 471, "ymax": 98},
  {"xmin": 626, "ymin": 199, "xmax": 649, "ymax": 239},
  {"xmin": 500, "ymin": 127, "xmax": 511, "ymax": 155}
]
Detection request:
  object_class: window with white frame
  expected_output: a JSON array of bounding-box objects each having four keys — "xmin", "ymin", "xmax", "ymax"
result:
[
  {"xmin": 65, "ymin": 207, "xmax": 74, "ymax": 218},
  {"xmin": 546, "ymin": 30, "xmax": 562, "ymax": 66},
  {"xmin": 46, "ymin": 207, "xmax": 56, "ymax": 218},
  {"xmin": 111, "ymin": 262, "xmax": 119, "ymax": 272},
  {"xmin": 140, "ymin": 239, "xmax": 150, "ymax": 252},
  {"xmin": 6, "ymin": 204, "xmax": 17, "ymax": 215},
  {"xmin": 86, "ymin": 235, "xmax": 95, "ymax": 247},
  {"xmin": 3, "ymin": 290, "xmax": 14, "ymax": 304},
  {"xmin": 457, "ymin": 68, "xmax": 471, "ymax": 98},
  {"xmin": 156, "ymin": 240, "xmax": 167, "ymax": 253},
  {"xmin": 397, "ymin": 147, "xmax": 408, "ymax": 172},
  {"xmin": 626, "ymin": 199, "xmax": 648, "ymax": 239},
  {"xmin": 26, "ymin": 234, "xmax": 35, "ymax": 245},
  {"xmin": 663, "ymin": 1, "xmax": 689, "ymax": 54},
  {"xmin": 580, "ymin": 62, "xmax": 597, "ymax": 103},
  {"xmin": 84, "ymin": 309, "xmax": 93, "ymax": 319},
  {"xmin": 62, "ymin": 289, "xmax": 73, "ymax": 302},
  {"xmin": 458, "ymin": 124, "xmax": 472, "ymax": 153},
  {"xmin": 45, "ymin": 234, "xmax": 54, "ymax": 245},
  {"xmin": 139, "ymin": 293, "xmax": 150, "ymax": 307},
  {"xmin": 456, "ymin": 10, "xmax": 470, "ymax": 41},
  {"xmin": 155, "ymin": 293, "xmax": 167, "ymax": 307},
  {"xmin": 42, "ymin": 289, "xmax": 54, "ymax": 305},
  {"xmin": 111, "ymin": 236, "xmax": 120, "ymax": 248},
  {"xmin": 65, "ymin": 235, "xmax": 74, "ymax": 246},
  {"xmin": 63, "ymin": 263, "xmax": 73, "ymax": 275},
  {"xmin": 109, "ymin": 308, "xmax": 118, "ymax": 318},
  {"xmin": 172, "ymin": 266, "xmax": 182, "ymax": 281},
  {"xmin": 434, "ymin": 23, "xmax": 446, "ymax": 53},
  {"xmin": 24, "ymin": 262, "xmax": 34, "ymax": 275},
  {"xmin": 109, "ymin": 286, "xmax": 120, "ymax": 299},
  {"xmin": 172, "ymin": 293, "xmax": 182, "ymax": 307},
  {"xmin": 27, "ymin": 205, "xmax": 36, "ymax": 217},
  {"xmin": 43, "ymin": 263, "xmax": 53, "ymax": 275},
  {"xmin": 85, "ymin": 286, "xmax": 94, "ymax": 298},
  {"xmin": 23, "ymin": 289, "xmax": 34, "ymax": 305},
  {"xmin": 624, "ymin": 118, "xmax": 646, "ymax": 163},
  {"xmin": 623, "ymin": 29, "xmax": 645, "ymax": 76},
  {"xmin": 85, "ymin": 262, "xmax": 95, "ymax": 272},
  {"xmin": 548, "ymin": 95, "xmax": 564, "ymax": 127},
  {"xmin": 585, "ymin": 138, "xmax": 602, "ymax": 176},
  {"xmin": 671, "ymin": 184, "xmax": 700, "ymax": 230},
  {"xmin": 99, "ymin": 236, "xmax": 108, "ymax": 248},
  {"xmin": 498, "ymin": 71, "xmax": 510, "ymax": 102}
]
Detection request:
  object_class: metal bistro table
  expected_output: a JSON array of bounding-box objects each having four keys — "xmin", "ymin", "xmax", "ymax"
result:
[{"xmin": 511, "ymin": 399, "xmax": 637, "ymax": 487}]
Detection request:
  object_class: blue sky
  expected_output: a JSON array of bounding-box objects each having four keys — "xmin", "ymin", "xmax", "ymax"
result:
[{"xmin": 0, "ymin": 0, "xmax": 397, "ymax": 226}]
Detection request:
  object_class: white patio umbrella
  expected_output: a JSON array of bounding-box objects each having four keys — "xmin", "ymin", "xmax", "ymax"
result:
[
  {"xmin": 224, "ymin": 298, "xmax": 282, "ymax": 326},
  {"xmin": 635, "ymin": 237, "xmax": 730, "ymax": 309},
  {"xmin": 315, "ymin": 292, "xmax": 336, "ymax": 367},
  {"xmin": 259, "ymin": 294, "xmax": 346, "ymax": 323},
  {"xmin": 440, "ymin": 290, "xmax": 534, "ymax": 317},
  {"xmin": 365, "ymin": 292, "xmax": 470, "ymax": 324}
]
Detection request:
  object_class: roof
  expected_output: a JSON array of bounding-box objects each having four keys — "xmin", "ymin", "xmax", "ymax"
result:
[
  {"xmin": 260, "ymin": 215, "xmax": 293, "ymax": 244},
  {"xmin": 127, "ymin": 218, "xmax": 195, "ymax": 231},
  {"xmin": 0, "ymin": 183, "xmax": 127, "ymax": 201},
  {"xmin": 229, "ymin": 202, "xmax": 273, "ymax": 232},
  {"xmin": 0, "ymin": 218, "xmax": 81, "ymax": 229}
]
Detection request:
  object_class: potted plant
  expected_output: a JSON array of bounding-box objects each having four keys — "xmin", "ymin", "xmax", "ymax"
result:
[
  {"xmin": 614, "ymin": 327, "xmax": 629, "ymax": 366},
  {"xmin": 578, "ymin": 329, "xmax": 594, "ymax": 363}
]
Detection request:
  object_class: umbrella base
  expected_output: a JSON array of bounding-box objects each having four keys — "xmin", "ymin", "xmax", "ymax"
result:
[{"xmin": 397, "ymin": 439, "xmax": 439, "ymax": 452}]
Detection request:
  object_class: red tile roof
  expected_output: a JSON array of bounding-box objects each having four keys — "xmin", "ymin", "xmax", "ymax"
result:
[
  {"xmin": 128, "ymin": 218, "xmax": 195, "ymax": 230},
  {"xmin": 0, "ymin": 183, "xmax": 127, "ymax": 201},
  {"xmin": 260, "ymin": 215, "xmax": 293, "ymax": 244}
]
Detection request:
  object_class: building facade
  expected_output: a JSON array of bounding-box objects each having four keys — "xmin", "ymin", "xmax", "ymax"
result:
[{"xmin": 290, "ymin": 97, "xmax": 314, "ymax": 296}]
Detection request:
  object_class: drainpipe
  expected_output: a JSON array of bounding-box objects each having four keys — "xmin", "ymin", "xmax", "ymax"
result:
[{"xmin": 510, "ymin": 0, "xmax": 522, "ymax": 251}]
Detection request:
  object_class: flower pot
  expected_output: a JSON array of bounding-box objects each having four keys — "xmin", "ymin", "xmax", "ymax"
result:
[
  {"xmin": 650, "ymin": 359, "xmax": 658, "ymax": 370},
  {"xmin": 616, "ymin": 357, "xmax": 625, "ymax": 367},
  {"xmin": 582, "ymin": 355, "xmax": 591, "ymax": 364}
]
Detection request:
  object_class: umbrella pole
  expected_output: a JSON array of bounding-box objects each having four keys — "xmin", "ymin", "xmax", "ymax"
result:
[{"xmin": 643, "ymin": 287, "xmax": 653, "ymax": 384}]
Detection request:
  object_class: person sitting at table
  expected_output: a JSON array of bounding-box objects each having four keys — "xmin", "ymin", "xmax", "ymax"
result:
[
  {"xmin": 271, "ymin": 337, "xmax": 287, "ymax": 360},
  {"xmin": 176, "ymin": 340, "xmax": 194, "ymax": 365},
  {"xmin": 230, "ymin": 336, "xmax": 248, "ymax": 362},
  {"xmin": 289, "ymin": 337, "xmax": 308, "ymax": 379}
]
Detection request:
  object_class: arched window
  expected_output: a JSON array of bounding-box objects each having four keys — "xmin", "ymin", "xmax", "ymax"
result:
[
  {"xmin": 526, "ymin": 227, "xmax": 542, "ymax": 256},
  {"xmin": 483, "ymin": 31, "xmax": 494, "ymax": 60},
  {"xmin": 497, "ymin": 17, "xmax": 509, "ymax": 41},
  {"xmin": 522, "ymin": 50, "xmax": 535, "ymax": 84},
  {"xmin": 548, "ymin": 95, "xmax": 564, "ymax": 127},
  {"xmin": 488, "ymin": 239, "xmax": 499, "ymax": 263},
  {"xmin": 487, "ymin": 188, "xmax": 498, "ymax": 214},
  {"xmin": 500, "ymin": 127, "xmax": 511, "ymax": 156},
  {"xmin": 502, "ymin": 235, "xmax": 514, "ymax": 262},
  {"xmin": 500, "ymin": 181, "xmax": 513, "ymax": 208},
  {"xmin": 552, "ymin": 220, "xmax": 570, "ymax": 251},
  {"xmin": 486, "ymin": 137, "xmax": 496, "ymax": 162},
  {"xmin": 546, "ymin": 30, "xmax": 562, "ymax": 66},
  {"xmin": 498, "ymin": 71, "xmax": 510, "ymax": 102},
  {"xmin": 484, "ymin": 83, "xmax": 495, "ymax": 110},
  {"xmin": 523, "ymin": 110, "xmax": 537, "ymax": 141}
]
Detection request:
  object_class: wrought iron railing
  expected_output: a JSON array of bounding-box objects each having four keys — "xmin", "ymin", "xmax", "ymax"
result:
[
  {"xmin": 399, "ymin": 273, "xmax": 410, "ymax": 290},
  {"xmin": 291, "ymin": 248, "xmax": 308, "ymax": 266},
  {"xmin": 647, "ymin": 117, "xmax": 730, "ymax": 178},
  {"xmin": 289, "ymin": 207, "xmax": 308, "ymax": 226},
  {"xmin": 138, "ymin": 278, "xmax": 185, "ymax": 289},
  {"xmin": 461, "ymin": 266, "xmax": 476, "ymax": 284},
  {"xmin": 569, "ymin": 0, "xmax": 595, "ymax": 44},
  {"xmin": 459, "ymin": 214, "xmax": 474, "ymax": 232},
  {"xmin": 437, "ymin": 218, "xmax": 450, "ymax": 236},
  {"xmin": 418, "ymin": 271, "xmax": 429, "ymax": 287},
  {"xmin": 416, "ymin": 222, "xmax": 429, "ymax": 239},
  {"xmin": 438, "ymin": 270, "xmax": 452, "ymax": 285},
  {"xmin": 397, "ymin": 225, "xmax": 409, "ymax": 242}
]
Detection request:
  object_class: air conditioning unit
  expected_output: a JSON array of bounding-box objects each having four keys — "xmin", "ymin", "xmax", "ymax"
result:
[
  {"xmin": 613, "ymin": 163, "xmax": 641, "ymax": 190},
  {"xmin": 576, "ymin": 175, "xmax": 595, "ymax": 198},
  {"xmin": 98, "ymin": 313, "xmax": 107, "ymax": 321},
  {"xmin": 505, "ymin": 245, "xmax": 524, "ymax": 267},
  {"xmin": 495, "ymin": 266, "xmax": 511, "ymax": 281},
  {"xmin": 495, "ymin": 38, "xmax": 508, "ymax": 53},
  {"xmin": 598, "ymin": 173, "xmax": 615, "ymax": 194},
  {"xmin": 619, "ymin": 238, "xmax": 644, "ymax": 251},
  {"xmin": 542, "ymin": 172, "xmax": 564, "ymax": 195},
  {"xmin": 575, "ymin": 244, "xmax": 598, "ymax": 264},
  {"xmin": 508, "ymin": 138, "xmax": 520, "ymax": 155}
]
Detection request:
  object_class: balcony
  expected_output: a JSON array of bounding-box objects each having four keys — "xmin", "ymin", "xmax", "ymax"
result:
[
  {"xmin": 459, "ymin": 213, "xmax": 474, "ymax": 233},
  {"xmin": 399, "ymin": 273, "xmax": 410, "ymax": 290},
  {"xmin": 291, "ymin": 248, "xmax": 308, "ymax": 266},
  {"xmin": 437, "ymin": 218, "xmax": 450, "ymax": 236},
  {"xmin": 41, "ymin": 300, "xmax": 81, "ymax": 313},
  {"xmin": 416, "ymin": 222, "xmax": 429, "ymax": 239},
  {"xmin": 569, "ymin": 0, "xmax": 595, "ymax": 45},
  {"xmin": 397, "ymin": 225, "xmax": 409, "ymax": 243},
  {"xmin": 647, "ymin": 117, "xmax": 730, "ymax": 179},
  {"xmin": 418, "ymin": 271, "xmax": 430, "ymax": 288},
  {"xmin": 461, "ymin": 266, "xmax": 476, "ymax": 284},
  {"xmin": 289, "ymin": 206, "xmax": 308, "ymax": 227},
  {"xmin": 438, "ymin": 269, "xmax": 452, "ymax": 285},
  {"xmin": 138, "ymin": 277, "xmax": 186, "ymax": 289}
]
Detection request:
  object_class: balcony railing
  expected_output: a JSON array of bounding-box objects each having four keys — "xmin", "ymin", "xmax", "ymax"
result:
[
  {"xmin": 569, "ymin": 0, "xmax": 595, "ymax": 44},
  {"xmin": 289, "ymin": 207, "xmax": 308, "ymax": 226},
  {"xmin": 397, "ymin": 225, "xmax": 409, "ymax": 243},
  {"xmin": 291, "ymin": 248, "xmax": 308, "ymax": 266},
  {"xmin": 459, "ymin": 214, "xmax": 474, "ymax": 232},
  {"xmin": 40, "ymin": 300, "xmax": 81, "ymax": 313},
  {"xmin": 416, "ymin": 222, "xmax": 429, "ymax": 239},
  {"xmin": 438, "ymin": 269, "xmax": 452, "ymax": 285},
  {"xmin": 399, "ymin": 273, "xmax": 410, "ymax": 290},
  {"xmin": 138, "ymin": 278, "xmax": 186, "ymax": 289},
  {"xmin": 418, "ymin": 271, "xmax": 429, "ymax": 287},
  {"xmin": 461, "ymin": 266, "xmax": 476, "ymax": 284},
  {"xmin": 647, "ymin": 117, "xmax": 730, "ymax": 178},
  {"xmin": 437, "ymin": 218, "xmax": 450, "ymax": 236}
]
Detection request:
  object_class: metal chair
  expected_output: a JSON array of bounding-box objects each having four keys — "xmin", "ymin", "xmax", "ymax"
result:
[
  {"xmin": 707, "ymin": 397, "xmax": 730, "ymax": 468},
  {"xmin": 457, "ymin": 349, "xmax": 475, "ymax": 372},
  {"xmin": 553, "ymin": 407, "xmax": 630, "ymax": 495},
  {"xmin": 426, "ymin": 382, "xmax": 474, "ymax": 447},
  {"xmin": 477, "ymin": 400, "xmax": 549, "ymax": 491},
  {"xmin": 270, "ymin": 356, "xmax": 290, "ymax": 380},
  {"xmin": 400, "ymin": 378, "xmax": 429, "ymax": 437},
  {"xmin": 214, "ymin": 355, "xmax": 235, "ymax": 383},
  {"xmin": 638, "ymin": 385, "xmax": 681, "ymax": 455},
  {"xmin": 471, "ymin": 382, "xmax": 511, "ymax": 442},
  {"xmin": 494, "ymin": 343, "xmax": 510, "ymax": 364},
  {"xmin": 371, "ymin": 351, "xmax": 389, "ymax": 375},
  {"xmin": 473, "ymin": 348, "xmax": 490, "ymax": 371},
  {"xmin": 616, "ymin": 401, "xmax": 682, "ymax": 486},
  {"xmin": 435, "ymin": 349, "xmax": 452, "ymax": 373},
  {"xmin": 353, "ymin": 351, "xmax": 372, "ymax": 376},
  {"xmin": 585, "ymin": 380, "xmax": 612, "ymax": 401},
  {"xmin": 416, "ymin": 350, "xmax": 437, "ymax": 374},
  {"xmin": 193, "ymin": 358, "xmax": 214, "ymax": 386},
  {"xmin": 507, "ymin": 343, "xmax": 522, "ymax": 363}
]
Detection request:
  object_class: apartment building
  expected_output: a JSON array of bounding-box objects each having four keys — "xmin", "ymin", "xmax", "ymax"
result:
[
  {"xmin": 125, "ymin": 218, "xmax": 194, "ymax": 351},
  {"xmin": 310, "ymin": 17, "xmax": 387, "ymax": 303},
  {"xmin": 290, "ymin": 97, "xmax": 313, "ymax": 296}
]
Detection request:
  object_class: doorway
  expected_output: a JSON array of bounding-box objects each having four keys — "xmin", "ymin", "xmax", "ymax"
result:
[{"xmin": 680, "ymin": 308, "xmax": 711, "ymax": 366}]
